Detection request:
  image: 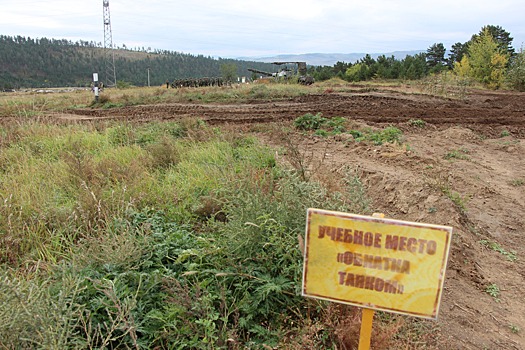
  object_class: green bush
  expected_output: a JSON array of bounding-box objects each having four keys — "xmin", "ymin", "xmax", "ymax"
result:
[
  {"xmin": 359, "ymin": 126, "xmax": 403, "ymax": 145},
  {"xmin": 506, "ymin": 47, "xmax": 525, "ymax": 91},
  {"xmin": 314, "ymin": 129, "xmax": 329, "ymax": 137},
  {"xmin": 408, "ymin": 118, "xmax": 426, "ymax": 127},
  {"xmin": 294, "ymin": 114, "xmax": 348, "ymax": 136},
  {"xmin": 1, "ymin": 167, "xmax": 365, "ymax": 348},
  {"xmin": 0, "ymin": 118, "xmax": 375, "ymax": 348},
  {"xmin": 294, "ymin": 113, "xmax": 327, "ymax": 130},
  {"xmin": 325, "ymin": 116, "xmax": 347, "ymax": 133},
  {"xmin": 116, "ymin": 80, "xmax": 133, "ymax": 89}
]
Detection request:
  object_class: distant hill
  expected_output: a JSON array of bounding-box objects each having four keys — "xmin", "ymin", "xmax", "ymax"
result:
[
  {"xmin": 0, "ymin": 35, "xmax": 277, "ymax": 89},
  {"xmin": 239, "ymin": 51, "xmax": 425, "ymax": 66}
]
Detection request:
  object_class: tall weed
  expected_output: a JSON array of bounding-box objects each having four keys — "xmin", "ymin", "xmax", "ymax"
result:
[{"xmin": 0, "ymin": 118, "xmax": 380, "ymax": 348}]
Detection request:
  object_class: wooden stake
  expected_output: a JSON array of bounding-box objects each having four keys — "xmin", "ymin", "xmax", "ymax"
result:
[
  {"xmin": 358, "ymin": 308, "xmax": 375, "ymax": 350},
  {"xmin": 357, "ymin": 212, "xmax": 384, "ymax": 350}
]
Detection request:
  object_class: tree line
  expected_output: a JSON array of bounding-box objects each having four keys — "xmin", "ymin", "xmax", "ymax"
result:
[
  {"xmin": 1, "ymin": 25, "xmax": 524, "ymax": 91},
  {"xmin": 0, "ymin": 35, "xmax": 275, "ymax": 89},
  {"xmin": 308, "ymin": 25, "xmax": 524, "ymax": 91}
]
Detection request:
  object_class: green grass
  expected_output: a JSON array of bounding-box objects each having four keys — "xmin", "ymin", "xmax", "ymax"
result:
[
  {"xmin": 479, "ymin": 240, "xmax": 518, "ymax": 262},
  {"xmin": 485, "ymin": 283, "xmax": 501, "ymax": 302},
  {"xmin": 0, "ymin": 84, "xmax": 318, "ymax": 118},
  {"xmin": 442, "ymin": 188, "xmax": 468, "ymax": 213},
  {"xmin": 500, "ymin": 130, "xmax": 510, "ymax": 137},
  {"xmin": 293, "ymin": 114, "xmax": 403, "ymax": 145},
  {"xmin": 0, "ymin": 115, "xmax": 382, "ymax": 349},
  {"xmin": 444, "ymin": 148, "xmax": 470, "ymax": 160},
  {"xmin": 408, "ymin": 118, "xmax": 426, "ymax": 127},
  {"xmin": 509, "ymin": 178, "xmax": 524, "ymax": 187}
]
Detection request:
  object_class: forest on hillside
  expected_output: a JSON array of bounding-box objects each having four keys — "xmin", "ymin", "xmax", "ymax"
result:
[
  {"xmin": 0, "ymin": 36, "xmax": 276, "ymax": 89},
  {"xmin": 1, "ymin": 24, "xmax": 524, "ymax": 91}
]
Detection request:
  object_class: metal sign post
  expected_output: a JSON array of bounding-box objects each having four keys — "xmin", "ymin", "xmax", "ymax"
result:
[{"xmin": 93, "ymin": 73, "xmax": 99, "ymax": 103}]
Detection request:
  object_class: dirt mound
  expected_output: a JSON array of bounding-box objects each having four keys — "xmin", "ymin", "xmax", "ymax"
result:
[{"xmin": 52, "ymin": 88, "xmax": 525, "ymax": 139}]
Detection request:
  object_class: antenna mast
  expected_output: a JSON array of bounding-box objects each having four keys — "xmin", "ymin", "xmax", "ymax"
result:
[{"xmin": 103, "ymin": 0, "xmax": 116, "ymax": 87}]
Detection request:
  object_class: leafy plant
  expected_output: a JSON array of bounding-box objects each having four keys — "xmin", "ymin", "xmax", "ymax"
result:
[
  {"xmin": 366, "ymin": 126, "xmax": 403, "ymax": 145},
  {"xmin": 314, "ymin": 129, "xmax": 329, "ymax": 137},
  {"xmin": 479, "ymin": 240, "xmax": 518, "ymax": 261},
  {"xmin": 348, "ymin": 130, "xmax": 363, "ymax": 139},
  {"xmin": 408, "ymin": 119, "xmax": 426, "ymax": 127},
  {"xmin": 444, "ymin": 148, "xmax": 470, "ymax": 160},
  {"xmin": 509, "ymin": 324, "xmax": 520, "ymax": 334},
  {"xmin": 485, "ymin": 283, "xmax": 500, "ymax": 302},
  {"xmin": 325, "ymin": 116, "xmax": 347, "ymax": 134},
  {"xmin": 294, "ymin": 113, "xmax": 327, "ymax": 131},
  {"xmin": 509, "ymin": 178, "xmax": 524, "ymax": 187}
]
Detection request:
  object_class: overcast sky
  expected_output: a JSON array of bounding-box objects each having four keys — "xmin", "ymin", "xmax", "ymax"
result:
[{"xmin": 2, "ymin": 0, "xmax": 524, "ymax": 59}]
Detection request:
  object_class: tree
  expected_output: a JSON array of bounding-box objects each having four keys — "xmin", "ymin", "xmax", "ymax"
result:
[
  {"xmin": 459, "ymin": 29, "xmax": 509, "ymax": 89},
  {"xmin": 312, "ymin": 66, "xmax": 333, "ymax": 81},
  {"xmin": 448, "ymin": 42, "xmax": 468, "ymax": 67},
  {"xmin": 220, "ymin": 63, "xmax": 237, "ymax": 84},
  {"xmin": 401, "ymin": 53, "xmax": 427, "ymax": 80},
  {"xmin": 426, "ymin": 43, "xmax": 447, "ymax": 71},
  {"xmin": 506, "ymin": 46, "xmax": 525, "ymax": 91},
  {"xmin": 375, "ymin": 55, "xmax": 399, "ymax": 79},
  {"xmin": 345, "ymin": 64, "xmax": 368, "ymax": 82},
  {"xmin": 453, "ymin": 55, "xmax": 471, "ymax": 77},
  {"xmin": 475, "ymin": 25, "xmax": 514, "ymax": 56},
  {"xmin": 357, "ymin": 54, "xmax": 377, "ymax": 79},
  {"xmin": 333, "ymin": 61, "xmax": 351, "ymax": 76}
]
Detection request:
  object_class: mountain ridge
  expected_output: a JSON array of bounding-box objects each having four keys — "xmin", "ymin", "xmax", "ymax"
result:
[{"xmin": 238, "ymin": 51, "xmax": 425, "ymax": 66}]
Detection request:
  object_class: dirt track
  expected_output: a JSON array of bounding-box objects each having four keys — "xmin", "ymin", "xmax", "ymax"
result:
[
  {"xmin": 51, "ymin": 88, "xmax": 525, "ymax": 349},
  {"xmin": 57, "ymin": 88, "xmax": 525, "ymax": 139}
]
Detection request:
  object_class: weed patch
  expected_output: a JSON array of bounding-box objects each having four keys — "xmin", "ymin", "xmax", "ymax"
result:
[
  {"xmin": 479, "ymin": 240, "xmax": 518, "ymax": 262},
  {"xmin": 444, "ymin": 148, "xmax": 470, "ymax": 160},
  {"xmin": 294, "ymin": 113, "xmax": 346, "ymax": 135},
  {"xmin": 485, "ymin": 283, "xmax": 501, "ymax": 302},
  {"xmin": 408, "ymin": 118, "xmax": 426, "ymax": 127},
  {"xmin": 0, "ymin": 117, "xmax": 399, "ymax": 348},
  {"xmin": 365, "ymin": 126, "xmax": 403, "ymax": 145},
  {"xmin": 293, "ymin": 114, "xmax": 403, "ymax": 146},
  {"xmin": 294, "ymin": 113, "xmax": 328, "ymax": 131},
  {"xmin": 509, "ymin": 178, "xmax": 524, "ymax": 187}
]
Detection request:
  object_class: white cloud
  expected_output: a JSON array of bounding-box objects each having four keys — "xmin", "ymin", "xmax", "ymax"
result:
[{"xmin": 0, "ymin": 0, "xmax": 523, "ymax": 57}]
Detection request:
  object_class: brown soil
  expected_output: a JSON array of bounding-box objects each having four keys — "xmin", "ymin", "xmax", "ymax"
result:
[{"xmin": 51, "ymin": 87, "xmax": 525, "ymax": 349}]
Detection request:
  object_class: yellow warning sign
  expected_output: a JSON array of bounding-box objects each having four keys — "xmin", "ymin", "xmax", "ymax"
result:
[{"xmin": 302, "ymin": 209, "xmax": 452, "ymax": 319}]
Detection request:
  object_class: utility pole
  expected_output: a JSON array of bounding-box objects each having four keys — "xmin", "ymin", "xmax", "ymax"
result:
[
  {"xmin": 147, "ymin": 68, "xmax": 150, "ymax": 87},
  {"xmin": 103, "ymin": 0, "xmax": 117, "ymax": 87}
]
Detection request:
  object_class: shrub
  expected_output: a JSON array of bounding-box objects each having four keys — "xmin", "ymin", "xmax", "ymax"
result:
[
  {"xmin": 0, "ymin": 119, "xmax": 378, "ymax": 348},
  {"xmin": 116, "ymin": 80, "xmax": 133, "ymax": 89},
  {"xmin": 366, "ymin": 126, "xmax": 403, "ymax": 145},
  {"xmin": 294, "ymin": 113, "xmax": 327, "ymax": 130},
  {"xmin": 408, "ymin": 119, "xmax": 426, "ymax": 127},
  {"xmin": 325, "ymin": 116, "xmax": 347, "ymax": 133},
  {"xmin": 506, "ymin": 49, "xmax": 525, "ymax": 91}
]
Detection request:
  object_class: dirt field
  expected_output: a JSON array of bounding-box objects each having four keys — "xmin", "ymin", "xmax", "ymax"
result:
[{"xmin": 50, "ymin": 86, "xmax": 525, "ymax": 349}]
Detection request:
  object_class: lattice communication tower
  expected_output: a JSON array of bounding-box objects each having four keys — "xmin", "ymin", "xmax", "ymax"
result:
[{"xmin": 103, "ymin": 0, "xmax": 117, "ymax": 87}]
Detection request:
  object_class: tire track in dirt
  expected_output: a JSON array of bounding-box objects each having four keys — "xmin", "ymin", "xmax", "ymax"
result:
[{"xmin": 52, "ymin": 91, "xmax": 525, "ymax": 138}]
